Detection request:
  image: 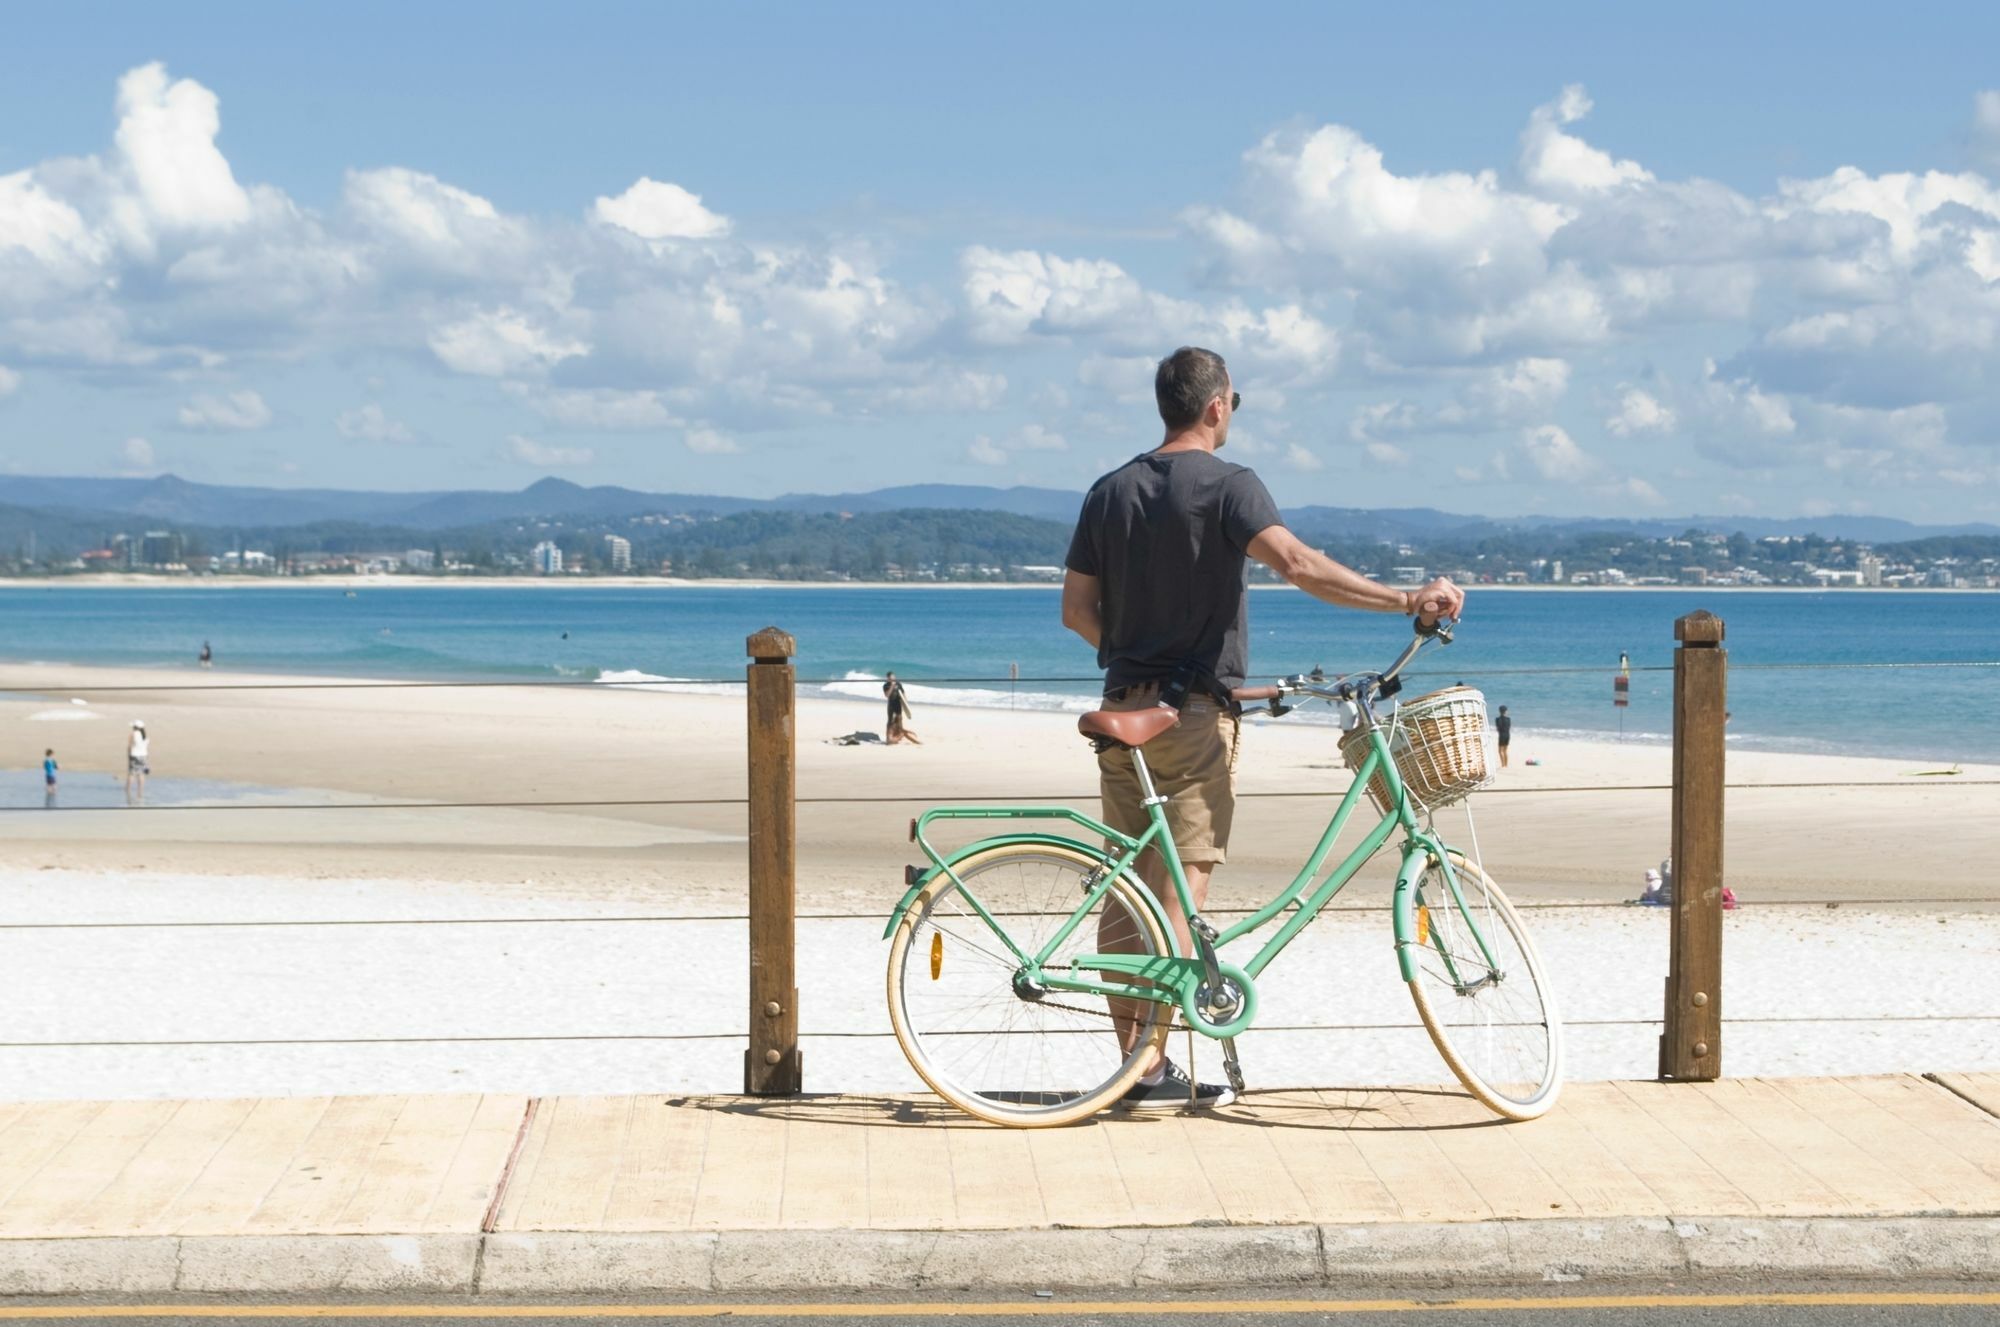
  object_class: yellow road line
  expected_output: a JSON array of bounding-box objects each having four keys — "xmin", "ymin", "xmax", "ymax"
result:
[{"xmin": 2, "ymin": 1291, "xmax": 1999, "ymax": 1317}]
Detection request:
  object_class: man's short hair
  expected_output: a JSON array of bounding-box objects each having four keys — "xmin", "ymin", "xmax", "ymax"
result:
[{"xmin": 1155, "ymin": 347, "xmax": 1230, "ymax": 431}]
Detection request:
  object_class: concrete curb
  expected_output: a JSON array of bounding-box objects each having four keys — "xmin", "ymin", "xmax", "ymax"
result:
[{"xmin": 2, "ymin": 1217, "xmax": 1996, "ymax": 1297}]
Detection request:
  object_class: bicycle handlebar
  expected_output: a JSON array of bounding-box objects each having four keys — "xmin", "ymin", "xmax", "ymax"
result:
[{"xmin": 1235, "ymin": 616, "xmax": 1458, "ymax": 713}]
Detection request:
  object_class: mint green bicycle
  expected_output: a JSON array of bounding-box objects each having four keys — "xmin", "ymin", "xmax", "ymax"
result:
[{"xmin": 883, "ymin": 620, "xmax": 1563, "ymax": 1127}]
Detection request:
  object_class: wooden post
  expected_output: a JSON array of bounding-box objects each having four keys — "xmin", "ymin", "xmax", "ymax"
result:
[
  {"xmin": 745, "ymin": 626, "xmax": 801, "ymax": 1094},
  {"xmin": 1660, "ymin": 610, "xmax": 1726, "ymax": 1081}
]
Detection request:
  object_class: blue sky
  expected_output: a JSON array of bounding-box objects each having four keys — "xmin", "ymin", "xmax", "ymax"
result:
[{"xmin": 3, "ymin": 2, "xmax": 1999, "ymax": 520}]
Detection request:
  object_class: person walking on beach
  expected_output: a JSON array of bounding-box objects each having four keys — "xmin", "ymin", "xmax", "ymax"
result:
[
  {"xmin": 1062, "ymin": 345, "xmax": 1463, "ymax": 1109},
  {"xmin": 198, "ymin": 640, "xmax": 212, "ymax": 668},
  {"xmin": 883, "ymin": 672, "xmax": 921, "ymax": 745},
  {"xmin": 1496, "ymin": 705, "xmax": 1512, "ymax": 768},
  {"xmin": 125, "ymin": 720, "xmax": 150, "ymax": 806},
  {"xmin": 42, "ymin": 748, "xmax": 58, "ymax": 808}
]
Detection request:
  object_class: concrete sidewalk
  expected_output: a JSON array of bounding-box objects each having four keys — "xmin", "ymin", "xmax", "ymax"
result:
[{"xmin": 1, "ymin": 1074, "xmax": 1996, "ymax": 1297}]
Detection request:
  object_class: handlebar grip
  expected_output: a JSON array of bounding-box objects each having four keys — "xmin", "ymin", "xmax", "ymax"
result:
[{"xmin": 1230, "ymin": 685, "xmax": 1282, "ymax": 701}]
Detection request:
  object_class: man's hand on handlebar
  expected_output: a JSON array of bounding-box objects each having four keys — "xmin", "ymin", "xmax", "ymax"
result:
[{"xmin": 1404, "ymin": 576, "xmax": 1464, "ymax": 626}]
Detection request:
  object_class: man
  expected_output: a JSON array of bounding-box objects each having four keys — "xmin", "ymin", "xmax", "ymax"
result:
[
  {"xmin": 1496, "ymin": 705, "xmax": 1512, "ymax": 768},
  {"xmin": 1062, "ymin": 345, "xmax": 1463, "ymax": 1108}
]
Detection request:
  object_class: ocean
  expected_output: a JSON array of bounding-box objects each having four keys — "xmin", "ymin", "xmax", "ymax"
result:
[{"xmin": 1, "ymin": 584, "xmax": 1995, "ymax": 762}]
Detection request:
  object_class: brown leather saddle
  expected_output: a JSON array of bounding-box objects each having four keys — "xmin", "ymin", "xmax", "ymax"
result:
[{"xmin": 1077, "ymin": 704, "xmax": 1179, "ymax": 749}]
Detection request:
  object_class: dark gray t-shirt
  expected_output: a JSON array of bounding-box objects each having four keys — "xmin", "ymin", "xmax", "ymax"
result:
[{"xmin": 1065, "ymin": 449, "xmax": 1284, "ymax": 694}]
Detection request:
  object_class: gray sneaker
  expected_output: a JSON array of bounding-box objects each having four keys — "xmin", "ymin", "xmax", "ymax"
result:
[{"xmin": 1119, "ymin": 1059, "xmax": 1235, "ymax": 1110}]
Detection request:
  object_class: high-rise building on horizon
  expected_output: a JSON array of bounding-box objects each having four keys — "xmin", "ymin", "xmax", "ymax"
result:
[
  {"xmin": 531, "ymin": 541, "xmax": 563, "ymax": 575},
  {"xmin": 603, "ymin": 534, "xmax": 632, "ymax": 573}
]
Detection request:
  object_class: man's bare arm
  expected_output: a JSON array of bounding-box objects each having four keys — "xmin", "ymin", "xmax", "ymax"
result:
[
  {"xmin": 1247, "ymin": 526, "xmax": 1465, "ymax": 621},
  {"xmin": 1061, "ymin": 569, "xmax": 1103, "ymax": 648}
]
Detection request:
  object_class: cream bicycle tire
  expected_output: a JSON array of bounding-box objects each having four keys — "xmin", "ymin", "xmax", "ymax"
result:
[
  {"xmin": 1405, "ymin": 853, "xmax": 1564, "ymax": 1121},
  {"xmin": 887, "ymin": 842, "xmax": 1174, "ymax": 1128}
]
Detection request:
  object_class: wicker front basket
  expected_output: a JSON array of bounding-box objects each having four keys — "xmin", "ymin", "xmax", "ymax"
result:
[{"xmin": 1338, "ymin": 685, "xmax": 1494, "ymax": 815}]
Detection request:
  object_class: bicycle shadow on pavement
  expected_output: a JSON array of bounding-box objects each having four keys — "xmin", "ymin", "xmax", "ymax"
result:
[{"xmin": 666, "ymin": 1086, "xmax": 1505, "ymax": 1132}]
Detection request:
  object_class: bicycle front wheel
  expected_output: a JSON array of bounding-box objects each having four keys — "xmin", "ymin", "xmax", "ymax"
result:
[
  {"xmin": 887, "ymin": 842, "xmax": 1174, "ymax": 1127},
  {"xmin": 1405, "ymin": 851, "xmax": 1563, "ymax": 1120}
]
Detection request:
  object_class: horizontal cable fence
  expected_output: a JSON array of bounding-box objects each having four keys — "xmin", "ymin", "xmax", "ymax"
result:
[
  {"xmin": 3, "ymin": 780, "xmax": 1997, "ymax": 817},
  {"xmin": 5, "ymin": 633, "xmax": 1997, "ymax": 1091},
  {"xmin": 8, "ymin": 657, "xmax": 2000, "ymax": 694}
]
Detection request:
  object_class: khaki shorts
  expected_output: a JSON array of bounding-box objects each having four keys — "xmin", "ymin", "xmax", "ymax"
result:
[{"xmin": 1096, "ymin": 683, "xmax": 1242, "ymax": 866}]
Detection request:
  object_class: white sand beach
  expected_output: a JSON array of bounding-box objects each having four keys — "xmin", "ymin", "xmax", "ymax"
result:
[
  {"xmin": 4, "ymin": 661, "xmax": 1995, "ymax": 907},
  {"xmin": 4, "ymin": 662, "xmax": 1996, "ymax": 1101}
]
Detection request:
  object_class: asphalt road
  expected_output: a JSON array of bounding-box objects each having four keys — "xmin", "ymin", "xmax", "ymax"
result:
[{"xmin": 4, "ymin": 1286, "xmax": 2000, "ymax": 1325}]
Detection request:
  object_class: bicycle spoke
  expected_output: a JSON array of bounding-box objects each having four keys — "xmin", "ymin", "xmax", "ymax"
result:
[
  {"xmin": 1407, "ymin": 854, "xmax": 1562, "ymax": 1118},
  {"xmin": 891, "ymin": 847, "xmax": 1169, "ymax": 1124}
]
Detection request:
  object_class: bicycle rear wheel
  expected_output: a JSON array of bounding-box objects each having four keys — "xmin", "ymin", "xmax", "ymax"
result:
[
  {"xmin": 1405, "ymin": 851, "xmax": 1563, "ymax": 1120},
  {"xmin": 887, "ymin": 842, "xmax": 1174, "ymax": 1127}
]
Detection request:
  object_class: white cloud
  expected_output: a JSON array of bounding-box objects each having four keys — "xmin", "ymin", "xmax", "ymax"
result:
[
  {"xmin": 1283, "ymin": 442, "xmax": 1323, "ymax": 472},
  {"xmin": 517, "ymin": 387, "xmax": 678, "ymax": 430},
  {"xmin": 684, "ymin": 426, "xmax": 739, "ymax": 454},
  {"xmin": 0, "ymin": 365, "xmax": 18, "ymax": 397},
  {"xmin": 120, "ymin": 436, "xmax": 155, "ymax": 471},
  {"xmin": 335, "ymin": 403, "xmax": 412, "ymax": 442},
  {"xmin": 1519, "ymin": 85, "xmax": 1654, "ymax": 196},
  {"xmin": 178, "ymin": 388, "xmax": 271, "ymax": 431},
  {"xmin": 959, "ymin": 423, "xmax": 1070, "ymax": 468},
  {"xmin": 1519, "ymin": 424, "xmax": 1597, "ymax": 482},
  {"xmin": 113, "ymin": 62, "xmax": 251, "ymax": 231},
  {"xmin": 880, "ymin": 370, "xmax": 1008, "ymax": 414},
  {"xmin": 506, "ymin": 434, "xmax": 593, "ymax": 467},
  {"xmin": 1976, "ymin": 91, "xmax": 2000, "ymax": 171},
  {"xmin": 1350, "ymin": 357, "xmax": 1570, "ymax": 443},
  {"xmin": 1364, "ymin": 441, "xmax": 1409, "ymax": 466},
  {"xmin": 1076, "ymin": 355, "xmax": 1156, "ymax": 404},
  {"xmin": 593, "ymin": 178, "xmax": 730, "ymax": 240},
  {"xmin": 958, "ymin": 247, "xmax": 1339, "ymax": 381},
  {"xmin": 343, "ymin": 167, "xmax": 523, "ymax": 273},
  {"xmin": 429, "ymin": 308, "xmax": 589, "ymax": 377},
  {"xmin": 1606, "ymin": 387, "xmax": 1676, "ymax": 436}
]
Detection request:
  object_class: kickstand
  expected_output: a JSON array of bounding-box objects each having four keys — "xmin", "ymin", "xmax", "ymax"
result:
[
  {"xmin": 1185, "ymin": 1026, "xmax": 1198, "ymax": 1107},
  {"xmin": 1221, "ymin": 1037, "xmax": 1245, "ymax": 1095}
]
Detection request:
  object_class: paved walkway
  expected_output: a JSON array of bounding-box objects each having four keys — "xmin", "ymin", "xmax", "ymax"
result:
[{"xmin": 1, "ymin": 1075, "xmax": 1996, "ymax": 1295}]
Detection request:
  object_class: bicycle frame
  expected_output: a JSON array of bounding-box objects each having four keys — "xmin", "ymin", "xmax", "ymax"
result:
[{"xmin": 886, "ymin": 711, "xmax": 1500, "ymax": 1038}]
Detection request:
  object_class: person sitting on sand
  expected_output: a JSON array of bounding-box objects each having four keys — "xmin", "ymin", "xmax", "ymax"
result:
[
  {"xmin": 883, "ymin": 672, "xmax": 921, "ymax": 745},
  {"xmin": 126, "ymin": 720, "xmax": 150, "ymax": 806}
]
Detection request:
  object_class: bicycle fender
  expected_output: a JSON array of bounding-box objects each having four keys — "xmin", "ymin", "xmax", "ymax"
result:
[
  {"xmin": 881, "ymin": 833, "xmax": 1169, "ymax": 943},
  {"xmin": 1391, "ymin": 837, "xmax": 1454, "ymax": 983}
]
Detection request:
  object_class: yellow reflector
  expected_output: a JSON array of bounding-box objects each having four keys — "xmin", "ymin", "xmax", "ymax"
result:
[
  {"xmin": 929, "ymin": 931, "xmax": 943, "ymax": 980},
  {"xmin": 1416, "ymin": 904, "xmax": 1431, "ymax": 946}
]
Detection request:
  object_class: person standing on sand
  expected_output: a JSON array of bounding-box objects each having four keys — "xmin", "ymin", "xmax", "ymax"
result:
[
  {"xmin": 125, "ymin": 720, "xmax": 150, "ymax": 806},
  {"xmin": 199, "ymin": 641, "xmax": 212, "ymax": 668},
  {"xmin": 883, "ymin": 672, "xmax": 922, "ymax": 745},
  {"xmin": 1496, "ymin": 705, "xmax": 1512, "ymax": 768},
  {"xmin": 43, "ymin": 748, "xmax": 58, "ymax": 808},
  {"xmin": 1063, "ymin": 345, "xmax": 1463, "ymax": 1109}
]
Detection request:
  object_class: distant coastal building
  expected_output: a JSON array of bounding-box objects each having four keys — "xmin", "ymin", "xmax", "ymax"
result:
[
  {"xmin": 531, "ymin": 541, "xmax": 564, "ymax": 575},
  {"xmin": 404, "ymin": 549, "xmax": 436, "ymax": 571},
  {"xmin": 603, "ymin": 535, "xmax": 632, "ymax": 572},
  {"xmin": 141, "ymin": 531, "xmax": 183, "ymax": 567}
]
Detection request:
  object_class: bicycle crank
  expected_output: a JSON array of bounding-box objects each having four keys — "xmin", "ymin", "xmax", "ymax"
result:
[{"xmin": 1220, "ymin": 1037, "xmax": 1246, "ymax": 1094}]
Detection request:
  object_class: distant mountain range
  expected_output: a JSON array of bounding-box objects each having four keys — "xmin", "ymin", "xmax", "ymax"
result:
[{"xmin": 1, "ymin": 473, "xmax": 1995, "ymax": 545}]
